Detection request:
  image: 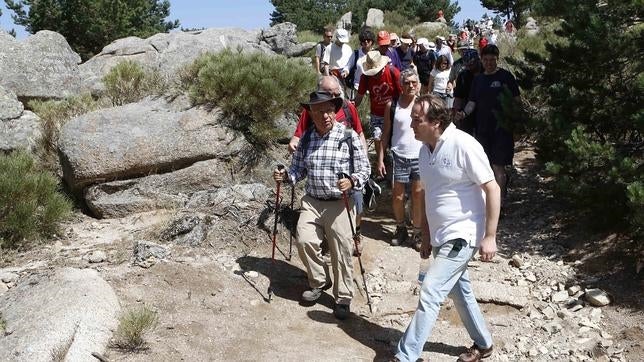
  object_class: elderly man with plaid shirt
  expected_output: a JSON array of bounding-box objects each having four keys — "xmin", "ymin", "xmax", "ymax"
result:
[{"xmin": 273, "ymin": 91, "xmax": 370, "ymax": 320}]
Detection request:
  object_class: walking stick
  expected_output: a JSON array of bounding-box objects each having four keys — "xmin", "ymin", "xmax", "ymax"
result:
[
  {"xmin": 337, "ymin": 173, "xmax": 373, "ymax": 314},
  {"xmin": 268, "ymin": 164, "xmax": 285, "ymax": 302},
  {"xmin": 288, "ymin": 185, "xmax": 295, "ymax": 261}
]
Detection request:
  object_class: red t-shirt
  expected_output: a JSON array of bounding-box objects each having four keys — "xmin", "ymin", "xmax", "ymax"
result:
[
  {"xmin": 293, "ymin": 100, "xmax": 363, "ymax": 137},
  {"xmin": 357, "ymin": 66, "xmax": 402, "ymax": 117}
]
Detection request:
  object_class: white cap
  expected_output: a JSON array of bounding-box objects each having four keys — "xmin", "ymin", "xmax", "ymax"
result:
[
  {"xmin": 436, "ymin": 35, "xmax": 446, "ymax": 41},
  {"xmin": 334, "ymin": 29, "xmax": 350, "ymax": 43},
  {"xmin": 416, "ymin": 37, "xmax": 429, "ymax": 46}
]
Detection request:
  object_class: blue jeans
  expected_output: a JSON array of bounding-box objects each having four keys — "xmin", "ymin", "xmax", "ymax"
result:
[{"xmin": 395, "ymin": 238, "xmax": 493, "ymax": 362}]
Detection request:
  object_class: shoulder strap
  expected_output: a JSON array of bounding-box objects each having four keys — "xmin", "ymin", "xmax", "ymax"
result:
[
  {"xmin": 338, "ymin": 128, "xmax": 355, "ymax": 175},
  {"xmin": 300, "ymin": 126, "xmax": 314, "ymax": 158}
]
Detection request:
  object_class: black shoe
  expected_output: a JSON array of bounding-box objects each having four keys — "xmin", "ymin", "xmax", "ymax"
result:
[
  {"xmin": 333, "ymin": 303, "xmax": 351, "ymax": 320},
  {"xmin": 391, "ymin": 225, "xmax": 408, "ymax": 246}
]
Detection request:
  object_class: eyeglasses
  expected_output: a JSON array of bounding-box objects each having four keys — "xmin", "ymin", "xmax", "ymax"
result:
[
  {"xmin": 403, "ymin": 80, "xmax": 418, "ymax": 85},
  {"xmin": 324, "ymin": 35, "xmax": 333, "ymax": 39}
]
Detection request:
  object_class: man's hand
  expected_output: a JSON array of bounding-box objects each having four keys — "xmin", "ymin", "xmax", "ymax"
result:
[
  {"xmin": 273, "ymin": 168, "xmax": 286, "ymax": 183},
  {"xmin": 420, "ymin": 238, "xmax": 432, "ymax": 259},
  {"xmin": 337, "ymin": 177, "xmax": 353, "ymax": 192},
  {"xmin": 376, "ymin": 161, "xmax": 387, "ymax": 178},
  {"xmin": 479, "ymin": 235, "xmax": 497, "ymax": 262}
]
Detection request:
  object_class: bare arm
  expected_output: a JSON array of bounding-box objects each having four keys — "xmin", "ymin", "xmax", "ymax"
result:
[
  {"xmin": 377, "ymin": 101, "xmax": 393, "ymax": 177},
  {"xmin": 479, "ymin": 179, "xmax": 501, "ymax": 261},
  {"xmin": 418, "ymin": 190, "xmax": 432, "ymax": 259}
]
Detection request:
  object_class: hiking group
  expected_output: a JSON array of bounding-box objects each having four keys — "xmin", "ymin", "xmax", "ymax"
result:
[{"xmin": 272, "ymin": 14, "xmax": 521, "ymax": 362}]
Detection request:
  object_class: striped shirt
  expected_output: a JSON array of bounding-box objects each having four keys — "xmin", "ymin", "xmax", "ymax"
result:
[{"xmin": 287, "ymin": 123, "xmax": 370, "ymax": 200}]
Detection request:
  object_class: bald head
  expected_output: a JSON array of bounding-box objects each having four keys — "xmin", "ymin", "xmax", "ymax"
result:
[{"xmin": 317, "ymin": 76, "xmax": 341, "ymax": 97}]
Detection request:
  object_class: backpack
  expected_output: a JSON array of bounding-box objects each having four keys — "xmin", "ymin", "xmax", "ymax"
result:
[
  {"xmin": 345, "ymin": 49, "xmax": 360, "ymax": 86},
  {"xmin": 317, "ymin": 42, "xmax": 327, "ymax": 72}
]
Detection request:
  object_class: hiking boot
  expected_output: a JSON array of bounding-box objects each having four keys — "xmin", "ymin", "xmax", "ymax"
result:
[
  {"xmin": 391, "ymin": 225, "xmax": 408, "ymax": 246},
  {"xmin": 458, "ymin": 344, "xmax": 493, "ymax": 362},
  {"xmin": 352, "ymin": 232, "xmax": 363, "ymax": 257},
  {"xmin": 333, "ymin": 303, "xmax": 351, "ymax": 320},
  {"xmin": 301, "ymin": 282, "xmax": 332, "ymax": 302}
]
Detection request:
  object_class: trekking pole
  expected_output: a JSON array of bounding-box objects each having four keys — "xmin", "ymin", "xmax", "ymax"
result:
[
  {"xmin": 288, "ymin": 185, "xmax": 295, "ymax": 261},
  {"xmin": 337, "ymin": 172, "xmax": 373, "ymax": 314},
  {"xmin": 268, "ymin": 164, "xmax": 285, "ymax": 302}
]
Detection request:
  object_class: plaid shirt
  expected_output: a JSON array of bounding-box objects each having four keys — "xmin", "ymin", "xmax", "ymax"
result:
[{"xmin": 287, "ymin": 123, "xmax": 370, "ymax": 199}]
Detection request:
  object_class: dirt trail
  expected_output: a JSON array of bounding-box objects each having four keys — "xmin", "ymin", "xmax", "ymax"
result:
[{"xmin": 2, "ymin": 145, "xmax": 642, "ymax": 361}]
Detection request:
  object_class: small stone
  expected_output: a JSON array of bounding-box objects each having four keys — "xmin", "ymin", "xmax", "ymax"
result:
[
  {"xmin": 568, "ymin": 285, "xmax": 582, "ymax": 296},
  {"xmin": 556, "ymin": 260, "xmax": 564, "ymax": 266},
  {"xmin": 510, "ymin": 254, "xmax": 524, "ymax": 268},
  {"xmin": 579, "ymin": 326, "xmax": 592, "ymax": 334},
  {"xmin": 88, "ymin": 250, "xmax": 107, "ymax": 263},
  {"xmin": 250, "ymin": 299, "xmax": 261, "ymax": 306},
  {"xmin": 245, "ymin": 271, "xmax": 259, "ymax": 279},
  {"xmin": 525, "ymin": 272, "xmax": 537, "ymax": 282},
  {"xmin": 557, "ymin": 309, "xmax": 573, "ymax": 319},
  {"xmin": 585, "ymin": 288, "xmax": 610, "ymax": 307},
  {"xmin": 552, "ymin": 290, "xmax": 569, "ymax": 303},
  {"xmin": 517, "ymin": 279, "xmax": 529, "ymax": 286},
  {"xmin": 542, "ymin": 322, "xmax": 562, "ymax": 334},
  {"xmin": 575, "ymin": 337, "xmax": 593, "ymax": 345},
  {"xmin": 0, "ymin": 282, "xmax": 8, "ymax": 293},
  {"xmin": 557, "ymin": 282, "xmax": 566, "ymax": 291},
  {"xmin": 0, "ymin": 272, "xmax": 19, "ymax": 284},
  {"xmin": 529, "ymin": 348, "xmax": 539, "ymax": 356},
  {"xmin": 570, "ymin": 303, "xmax": 584, "ymax": 312},
  {"xmin": 600, "ymin": 331, "xmax": 612, "ymax": 339},
  {"xmin": 542, "ymin": 305, "xmax": 556, "ymax": 320},
  {"xmin": 539, "ymin": 346, "xmax": 549, "ymax": 354},
  {"xmin": 590, "ymin": 308, "xmax": 602, "ymax": 322}
]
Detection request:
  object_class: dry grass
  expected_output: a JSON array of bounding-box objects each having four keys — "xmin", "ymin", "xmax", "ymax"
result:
[{"xmin": 110, "ymin": 306, "xmax": 158, "ymax": 351}]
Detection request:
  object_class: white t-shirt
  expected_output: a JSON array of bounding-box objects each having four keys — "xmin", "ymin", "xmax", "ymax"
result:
[
  {"xmin": 391, "ymin": 101, "xmax": 423, "ymax": 158},
  {"xmin": 353, "ymin": 48, "xmax": 368, "ymax": 90},
  {"xmin": 323, "ymin": 43, "xmax": 354, "ymax": 73},
  {"xmin": 430, "ymin": 68, "xmax": 451, "ymax": 93},
  {"xmin": 418, "ymin": 123, "xmax": 494, "ymax": 247}
]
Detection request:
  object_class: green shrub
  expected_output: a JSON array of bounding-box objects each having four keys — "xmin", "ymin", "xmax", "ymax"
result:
[
  {"xmin": 182, "ymin": 49, "xmax": 317, "ymax": 149},
  {"xmin": 513, "ymin": 2, "xmax": 643, "ymax": 237},
  {"xmin": 111, "ymin": 306, "xmax": 158, "ymax": 351},
  {"xmin": 0, "ymin": 151, "xmax": 72, "ymax": 249},
  {"xmin": 103, "ymin": 60, "xmax": 165, "ymax": 106},
  {"xmin": 29, "ymin": 94, "xmax": 102, "ymax": 173}
]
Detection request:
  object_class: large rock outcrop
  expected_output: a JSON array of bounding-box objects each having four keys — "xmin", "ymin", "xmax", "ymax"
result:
[
  {"xmin": 366, "ymin": 9, "xmax": 385, "ymax": 28},
  {"xmin": 0, "ymin": 30, "xmax": 81, "ymax": 99},
  {"xmin": 0, "ymin": 268, "xmax": 120, "ymax": 361},
  {"xmin": 0, "ymin": 85, "xmax": 42, "ymax": 153},
  {"xmin": 413, "ymin": 21, "xmax": 450, "ymax": 34},
  {"xmin": 80, "ymin": 24, "xmax": 307, "ymax": 94},
  {"xmin": 58, "ymin": 97, "xmax": 246, "ymax": 190}
]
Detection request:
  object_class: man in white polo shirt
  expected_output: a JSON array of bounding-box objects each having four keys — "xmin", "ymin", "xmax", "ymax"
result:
[{"xmin": 391, "ymin": 94, "xmax": 500, "ymax": 362}]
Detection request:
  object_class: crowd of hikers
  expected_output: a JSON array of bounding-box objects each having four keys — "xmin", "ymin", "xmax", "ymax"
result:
[{"xmin": 271, "ymin": 12, "xmax": 521, "ymax": 362}]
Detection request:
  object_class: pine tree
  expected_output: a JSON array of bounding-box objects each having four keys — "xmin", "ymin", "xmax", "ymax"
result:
[{"xmin": 515, "ymin": 0, "xmax": 643, "ymax": 234}]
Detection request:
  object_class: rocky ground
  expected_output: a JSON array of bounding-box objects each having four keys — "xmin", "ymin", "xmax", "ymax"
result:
[{"xmin": 1, "ymin": 144, "xmax": 642, "ymax": 361}]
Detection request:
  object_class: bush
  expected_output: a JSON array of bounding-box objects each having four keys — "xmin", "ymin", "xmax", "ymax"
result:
[
  {"xmin": 0, "ymin": 151, "xmax": 72, "ymax": 249},
  {"xmin": 29, "ymin": 94, "xmax": 102, "ymax": 173},
  {"xmin": 103, "ymin": 60, "xmax": 165, "ymax": 106},
  {"xmin": 181, "ymin": 49, "xmax": 317, "ymax": 149},
  {"xmin": 111, "ymin": 306, "xmax": 158, "ymax": 351}
]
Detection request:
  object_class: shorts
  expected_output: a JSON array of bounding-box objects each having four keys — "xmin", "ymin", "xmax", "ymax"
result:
[
  {"xmin": 392, "ymin": 151, "xmax": 421, "ymax": 184},
  {"xmin": 476, "ymin": 127, "xmax": 514, "ymax": 166},
  {"xmin": 370, "ymin": 114, "xmax": 385, "ymax": 141},
  {"xmin": 352, "ymin": 190, "xmax": 364, "ymax": 215}
]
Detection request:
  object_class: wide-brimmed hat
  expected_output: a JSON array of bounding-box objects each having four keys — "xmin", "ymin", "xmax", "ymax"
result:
[
  {"xmin": 416, "ymin": 37, "xmax": 429, "ymax": 46},
  {"xmin": 435, "ymin": 35, "xmax": 446, "ymax": 41},
  {"xmin": 334, "ymin": 29, "xmax": 350, "ymax": 44},
  {"xmin": 362, "ymin": 51, "xmax": 390, "ymax": 76},
  {"xmin": 300, "ymin": 91, "xmax": 343, "ymax": 112},
  {"xmin": 427, "ymin": 41, "xmax": 436, "ymax": 51},
  {"xmin": 377, "ymin": 30, "xmax": 390, "ymax": 46}
]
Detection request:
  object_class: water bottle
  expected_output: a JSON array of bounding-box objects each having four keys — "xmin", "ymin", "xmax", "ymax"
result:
[{"xmin": 417, "ymin": 257, "xmax": 431, "ymax": 285}]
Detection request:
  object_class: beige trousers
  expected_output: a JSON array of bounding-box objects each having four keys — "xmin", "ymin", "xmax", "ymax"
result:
[{"xmin": 297, "ymin": 194, "xmax": 355, "ymax": 305}]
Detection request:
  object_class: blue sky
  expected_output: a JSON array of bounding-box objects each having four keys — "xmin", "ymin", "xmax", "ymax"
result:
[{"xmin": 1, "ymin": 0, "xmax": 490, "ymax": 39}]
